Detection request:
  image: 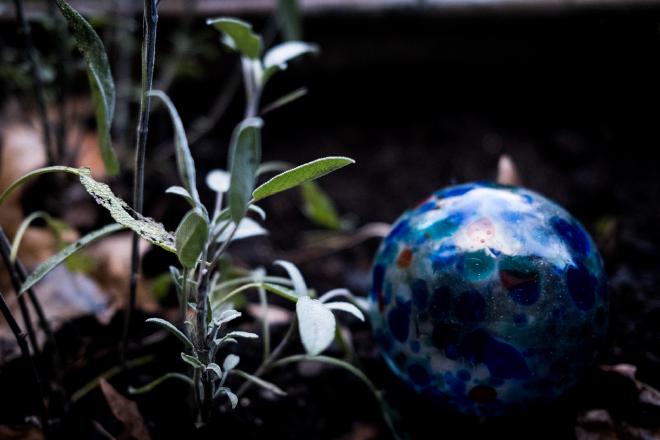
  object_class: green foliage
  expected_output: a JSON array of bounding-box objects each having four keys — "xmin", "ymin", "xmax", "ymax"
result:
[
  {"xmin": 150, "ymin": 91, "xmax": 200, "ymax": 204},
  {"xmin": 20, "ymin": 223, "xmax": 124, "ymax": 294},
  {"xmin": 296, "ymin": 296, "xmax": 336, "ymax": 356},
  {"xmin": 53, "ymin": 0, "xmax": 118, "ymax": 175},
  {"xmin": 146, "ymin": 318, "xmax": 194, "ymax": 350},
  {"xmin": 175, "ymin": 208, "xmax": 209, "ymax": 268},
  {"xmin": 206, "ymin": 18, "xmax": 262, "ymax": 59},
  {"xmin": 253, "ymin": 157, "xmax": 354, "ymax": 202},
  {"xmin": 227, "ymin": 118, "xmax": 263, "ymax": 223},
  {"xmin": 262, "ymin": 41, "xmax": 319, "ymax": 84}
]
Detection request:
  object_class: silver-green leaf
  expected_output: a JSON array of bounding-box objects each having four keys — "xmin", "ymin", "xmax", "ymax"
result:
[
  {"xmin": 273, "ymin": 260, "xmax": 306, "ymax": 297},
  {"xmin": 20, "ymin": 223, "xmax": 125, "ymax": 294},
  {"xmin": 215, "ymin": 387, "xmax": 238, "ymax": 408},
  {"xmin": 165, "ymin": 186, "xmax": 195, "ymax": 207},
  {"xmin": 296, "ymin": 296, "xmax": 336, "ymax": 356},
  {"xmin": 228, "ymin": 117, "xmax": 263, "ymax": 223},
  {"xmin": 149, "ymin": 91, "xmax": 199, "ymax": 203},
  {"xmin": 175, "ymin": 208, "xmax": 209, "ymax": 268},
  {"xmin": 252, "ymin": 156, "xmax": 354, "ymax": 202},
  {"xmin": 207, "ymin": 17, "xmax": 262, "ymax": 59},
  {"xmin": 262, "ymin": 42, "xmax": 319, "ymax": 84},
  {"xmin": 54, "ymin": 0, "xmax": 118, "ymax": 175},
  {"xmin": 181, "ymin": 352, "xmax": 204, "ymax": 369},
  {"xmin": 325, "ymin": 302, "xmax": 365, "ymax": 321},
  {"xmin": 146, "ymin": 318, "xmax": 194, "ymax": 350},
  {"xmin": 223, "ymin": 354, "xmax": 240, "ymax": 372}
]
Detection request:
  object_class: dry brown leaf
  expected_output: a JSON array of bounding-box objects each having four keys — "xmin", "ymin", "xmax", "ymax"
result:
[{"xmin": 100, "ymin": 379, "xmax": 151, "ymax": 440}]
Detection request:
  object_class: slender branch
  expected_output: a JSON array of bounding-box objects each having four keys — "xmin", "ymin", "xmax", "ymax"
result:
[
  {"xmin": 236, "ymin": 316, "xmax": 297, "ymax": 398},
  {"xmin": 0, "ymin": 290, "xmax": 47, "ymax": 427},
  {"xmin": 0, "ymin": 227, "xmax": 63, "ymax": 386},
  {"xmin": 12, "ymin": 0, "xmax": 55, "ymax": 165},
  {"xmin": 0, "ymin": 227, "xmax": 39, "ymax": 356},
  {"xmin": 122, "ymin": 0, "xmax": 159, "ymax": 368}
]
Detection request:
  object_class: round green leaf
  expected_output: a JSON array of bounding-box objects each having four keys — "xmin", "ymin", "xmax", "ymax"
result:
[{"xmin": 175, "ymin": 208, "xmax": 209, "ymax": 268}]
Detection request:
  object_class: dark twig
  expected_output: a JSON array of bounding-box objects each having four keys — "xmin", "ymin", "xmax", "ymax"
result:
[
  {"xmin": 0, "ymin": 289, "xmax": 47, "ymax": 427},
  {"xmin": 0, "ymin": 228, "xmax": 62, "ymax": 376},
  {"xmin": 12, "ymin": 0, "xmax": 55, "ymax": 165},
  {"xmin": 122, "ymin": 0, "xmax": 159, "ymax": 369},
  {"xmin": 0, "ymin": 227, "xmax": 39, "ymax": 357}
]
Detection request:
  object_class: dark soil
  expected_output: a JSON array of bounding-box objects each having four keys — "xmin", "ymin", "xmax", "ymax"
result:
[{"xmin": 3, "ymin": 4, "xmax": 660, "ymax": 439}]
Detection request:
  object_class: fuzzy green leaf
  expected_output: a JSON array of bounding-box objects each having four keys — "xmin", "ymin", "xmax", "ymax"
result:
[
  {"xmin": 325, "ymin": 301, "xmax": 365, "ymax": 321},
  {"xmin": 296, "ymin": 296, "xmax": 336, "ymax": 356},
  {"xmin": 20, "ymin": 223, "xmax": 124, "ymax": 294},
  {"xmin": 225, "ymin": 331, "xmax": 258, "ymax": 339},
  {"xmin": 223, "ymin": 354, "xmax": 240, "ymax": 372},
  {"xmin": 274, "ymin": 260, "xmax": 306, "ymax": 297},
  {"xmin": 54, "ymin": 0, "xmax": 118, "ymax": 175},
  {"xmin": 181, "ymin": 352, "xmax": 204, "ymax": 369},
  {"xmin": 215, "ymin": 387, "xmax": 238, "ymax": 408},
  {"xmin": 146, "ymin": 318, "xmax": 194, "ymax": 350},
  {"xmin": 165, "ymin": 186, "xmax": 195, "ymax": 207},
  {"xmin": 228, "ymin": 118, "xmax": 263, "ymax": 223},
  {"xmin": 150, "ymin": 91, "xmax": 199, "ymax": 203},
  {"xmin": 207, "ymin": 17, "xmax": 262, "ymax": 59},
  {"xmin": 175, "ymin": 208, "xmax": 209, "ymax": 268},
  {"xmin": 252, "ymin": 157, "xmax": 354, "ymax": 202},
  {"xmin": 206, "ymin": 363, "xmax": 223, "ymax": 379},
  {"xmin": 262, "ymin": 42, "xmax": 319, "ymax": 84}
]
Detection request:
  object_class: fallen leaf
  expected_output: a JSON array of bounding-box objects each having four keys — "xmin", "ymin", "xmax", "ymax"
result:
[{"xmin": 100, "ymin": 379, "xmax": 151, "ymax": 440}]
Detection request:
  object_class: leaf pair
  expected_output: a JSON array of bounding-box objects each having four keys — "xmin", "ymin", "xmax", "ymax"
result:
[
  {"xmin": 272, "ymin": 260, "xmax": 365, "ymax": 356},
  {"xmin": 207, "ymin": 18, "xmax": 318, "ymax": 87}
]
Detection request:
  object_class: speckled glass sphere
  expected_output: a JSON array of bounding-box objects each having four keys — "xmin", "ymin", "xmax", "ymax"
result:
[{"xmin": 369, "ymin": 182, "xmax": 607, "ymax": 416}]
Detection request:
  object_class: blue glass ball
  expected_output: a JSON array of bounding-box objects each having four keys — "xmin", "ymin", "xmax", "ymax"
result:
[{"xmin": 369, "ymin": 182, "xmax": 607, "ymax": 416}]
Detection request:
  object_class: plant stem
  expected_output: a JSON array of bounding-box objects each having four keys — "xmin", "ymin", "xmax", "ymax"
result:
[
  {"xmin": 0, "ymin": 228, "xmax": 63, "ymax": 382},
  {"xmin": 236, "ymin": 316, "xmax": 297, "ymax": 398},
  {"xmin": 122, "ymin": 0, "xmax": 159, "ymax": 369},
  {"xmin": 0, "ymin": 228, "xmax": 39, "ymax": 356},
  {"xmin": 0, "ymin": 290, "xmax": 47, "ymax": 428},
  {"xmin": 13, "ymin": 0, "xmax": 55, "ymax": 165}
]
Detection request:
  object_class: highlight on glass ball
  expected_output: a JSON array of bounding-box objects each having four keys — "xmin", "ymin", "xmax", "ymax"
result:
[{"xmin": 369, "ymin": 182, "xmax": 608, "ymax": 416}]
